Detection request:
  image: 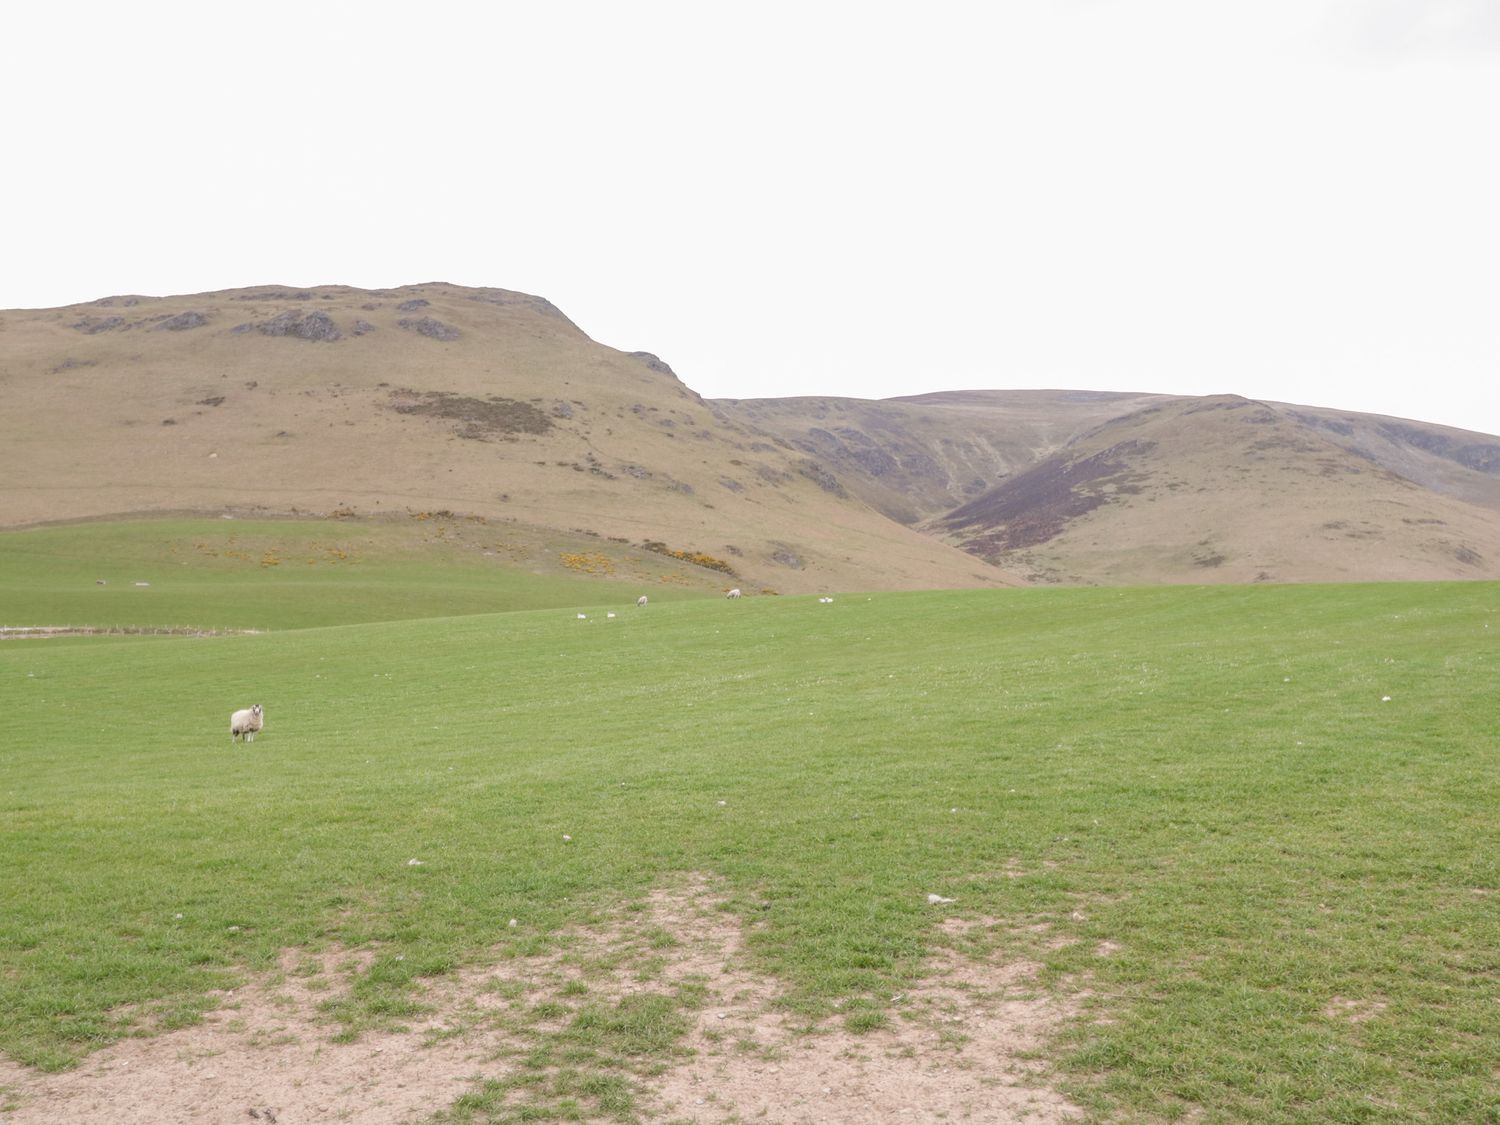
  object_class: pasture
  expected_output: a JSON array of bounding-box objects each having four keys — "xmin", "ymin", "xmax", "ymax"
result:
[
  {"xmin": 0, "ymin": 558, "xmax": 1495, "ymax": 1121},
  {"xmin": 0, "ymin": 517, "xmax": 720, "ymax": 633}
]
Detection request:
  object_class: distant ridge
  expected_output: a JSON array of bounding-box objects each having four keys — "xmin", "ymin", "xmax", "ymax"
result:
[{"xmin": 713, "ymin": 391, "xmax": 1500, "ymax": 584}]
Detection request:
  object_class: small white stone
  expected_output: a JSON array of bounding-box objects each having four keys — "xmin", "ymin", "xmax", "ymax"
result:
[
  {"xmin": 407, "ymin": 858, "xmax": 424, "ymax": 866},
  {"xmin": 1381, "ymin": 696, "xmax": 1392, "ymax": 702},
  {"xmin": 562, "ymin": 834, "xmax": 572, "ymax": 841}
]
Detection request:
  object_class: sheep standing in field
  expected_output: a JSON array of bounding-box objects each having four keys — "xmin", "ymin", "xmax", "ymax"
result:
[
  {"xmin": 726, "ymin": 588, "xmax": 742, "ymax": 599},
  {"xmin": 230, "ymin": 704, "xmax": 264, "ymax": 743},
  {"xmin": 637, "ymin": 595, "xmax": 648, "ymax": 607}
]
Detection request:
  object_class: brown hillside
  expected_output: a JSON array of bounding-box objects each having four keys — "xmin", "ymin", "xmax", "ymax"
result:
[
  {"xmin": 1266, "ymin": 402, "xmax": 1500, "ymax": 512},
  {"xmin": 930, "ymin": 395, "xmax": 1500, "ymax": 584},
  {"xmin": 714, "ymin": 390, "xmax": 1172, "ymax": 525},
  {"xmin": 0, "ymin": 284, "xmax": 1016, "ymax": 594},
  {"xmin": 8, "ymin": 284, "xmax": 1498, "ymax": 589}
]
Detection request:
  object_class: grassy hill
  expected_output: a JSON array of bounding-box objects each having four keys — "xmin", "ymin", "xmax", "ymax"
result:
[
  {"xmin": 0, "ymin": 284, "xmax": 1013, "ymax": 594},
  {"xmin": 932, "ymin": 395, "xmax": 1500, "ymax": 584},
  {"xmin": 0, "ymin": 518, "xmax": 760, "ymax": 633},
  {"xmin": 714, "ymin": 389, "xmax": 1174, "ymax": 525},
  {"xmin": 7, "ymin": 283, "xmax": 1498, "ymax": 1120},
  {"xmin": 8, "ymin": 281, "xmax": 1500, "ymax": 590},
  {"xmin": 722, "ymin": 391, "xmax": 1500, "ymax": 584},
  {"xmin": 1, "ymin": 577, "xmax": 1495, "ymax": 1121}
]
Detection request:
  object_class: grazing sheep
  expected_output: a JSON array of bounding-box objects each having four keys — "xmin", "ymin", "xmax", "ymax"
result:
[
  {"xmin": 637, "ymin": 595, "xmax": 648, "ymax": 606},
  {"xmin": 726, "ymin": 588, "xmax": 742, "ymax": 599},
  {"xmin": 230, "ymin": 704, "xmax": 264, "ymax": 743}
]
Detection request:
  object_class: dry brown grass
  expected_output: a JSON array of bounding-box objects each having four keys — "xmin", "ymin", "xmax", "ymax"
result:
[
  {"xmin": 923, "ymin": 395, "xmax": 1500, "ymax": 584},
  {"xmin": 724, "ymin": 390, "xmax": 1500, "ymax": 584},
  {"xmin": 8, "ymin": 281, "xmax": 1500, "ymax": 589},
  {"xmin": 0, "ymin": 284, "xmax": 1017, "ymax": 594}
]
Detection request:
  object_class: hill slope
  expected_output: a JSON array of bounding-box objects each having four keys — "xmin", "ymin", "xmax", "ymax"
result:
[
  {"xmin": 0, "ymin": 284, "xmax": 1015, "ymax": 593},
  {"xmin": 713, "ymin": 389, "xmax": 1173, "ymax": 524},
  {"xmin": 929, "ymin": 395, "xmax": 1500, "ymax": 584},
  {"xmin": 8, "ymin": 282, "xmax": 1498, "ymax": 588},
  {"xmin": 718, "ymin": 391, "xmax": 1500, "ymax": 584}
]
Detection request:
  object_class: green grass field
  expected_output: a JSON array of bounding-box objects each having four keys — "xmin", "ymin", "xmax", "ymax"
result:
[
  {"xmin": 1, "ymin": 527, "xmax": 1496, "ymax": 1122},
  {"xmin": 0, "ymin": 518, "xmax": 718, "ymax": 632}
]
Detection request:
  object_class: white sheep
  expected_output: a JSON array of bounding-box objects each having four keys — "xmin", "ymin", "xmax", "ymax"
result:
[
  {"xmin": 637, "ymin": 595, "xmax": 648, "ymax": 606},
  {"xmin": 726, "ymin": 588, "xmax": 742, "ymax": 599},
  {"xmin": 230, "ymin": 704, "xmax": 264, "ymax": 743}
]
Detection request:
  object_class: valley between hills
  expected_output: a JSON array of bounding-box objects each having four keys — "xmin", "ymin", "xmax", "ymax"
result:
[{"xmin": 4, "ymin": 281, "xmax": 1498, "ymax": 591}]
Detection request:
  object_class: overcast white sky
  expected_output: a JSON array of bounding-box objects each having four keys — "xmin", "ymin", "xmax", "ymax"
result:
[{"xmin": 4, "ymin": 1, "xmax": 1497, "ymax": 435}]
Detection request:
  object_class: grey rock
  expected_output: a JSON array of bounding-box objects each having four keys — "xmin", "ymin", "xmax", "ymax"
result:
[
  {"xmin": 70, "ymin": 316, "xmax": 124, "ymax": 334},
  {"xmin": 242, "ymin": 310, "xmax": 341, "ymax": 342},
  {"xmin": 155, "ymin": 310, "xmax": 209, "ymax": 331},
  {"xmin": 397, "ymin": 316, "xmax": 460, "ymax": 341}
]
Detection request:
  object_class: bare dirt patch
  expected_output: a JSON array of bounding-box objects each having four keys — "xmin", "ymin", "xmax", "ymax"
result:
[
  {"xmin": 0, "ymin": 877, "xmax": 1083, "ymax": 1123},
  {"xmin": 0, "ymin": 946, "xmax": 464, "ymax": 1124},
  {"xmin": 642, "ymin": 882, "xmax": 1081, "ymax": 1123},
  {"xmin": 1321, "ymin": 995, "xmax": 1389, "ymax": 1024}
]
